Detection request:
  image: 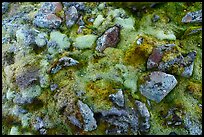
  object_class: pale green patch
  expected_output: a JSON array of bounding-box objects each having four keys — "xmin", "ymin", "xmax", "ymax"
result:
[
  {"xmin": 50, "ymin": 31, "xmax": 70, "ymax": 50},
  {"xmin": 73, "ymin": 34, "xmax": 97, "ymax": 49},
  {"xmin": 93, "ymin": 14, "xmax": 105, "ymax": 28}
]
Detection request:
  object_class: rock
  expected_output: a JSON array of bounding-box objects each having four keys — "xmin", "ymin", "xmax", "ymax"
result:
[
  {"xmin": 182, "ymin": 10, "xmax": 202, "ymax": 23},
  {"xmin": 33, "ymin": 117, "xmax": 45, "ymax": 131},
  {"xmin": 16, "ymin": 27, "xmax": 36, "ymax": 47},
  {"xmin": 73, "ymin": 34, "xmax": 97, "ymax": 49},
  {"xmin": 15, "ymin": 68, "xmax": 39, "ymax": 90},
  {"xmin": 50, "ymin": 84, "xmax": 58, "ymax": 91},
  {"xmin": 135, "ymin": 100, "xmax": 150, "ymax": 132},
  {"xmin": 77, "ymin": 100, "xmax": 97, "ymax": 131},
  {"xmin": 152, "ymin": 14, "xmax": 160, "ymax": 22},
  {"xmin": 58, "ymin": 56, "xmax": 79, "ymax": 67},
  {"xmin": 109, "ymin": 89, "xmax": 125, "ymax": 107},
  {"xmin": 136, "ymin": 37, "xmax": 143, "ymax": 45},
  {"xmin": 96, "ymin": 26, "xmax": 120, "ymax": 52},
  {"xmin": 147, "ymin": 44, "xmax": 196, "ymax": 78},
  {"xmin": 65, "ymin": 6, "xmax": 78, "ymax": 28},
  {"xmin": 13, "ymin": 93, "xmax": 33, "ymax": 105},
  {"xmin": 35, "ymin": 33, "xmax": 48, "ymax": 47},
  {"xmin": 158, "ymin": 51, "xmax": 196, "ymax": 78},
  {"xmin": 33, "ymin": 12, "xmax": 62, "ymax": 29},
  {"xmin": 39, "ymin": 2, "xmax": 63, "ymax": 14},
  {"xmin": 12, "ymin": 105, "xmax": 28, "ymax": 116},
  {"xmin": 2, "ymin": 2, "xmax": 9, "ymax": 14},
  {"xmin": 101, "ymin": 107, "xmax": 128, "ymax": 117},
  {"xmin": 63, "ymin": 2, "xmax": 86, "ymax": 11},
  {"xmin": 139, "ymin": 71, "xmax": 178, "ymax": 103},
  {"xmin": 76, "ymin": 15, "xmax": 85, "ymax": 26},
  {"xmin": 147, "ymin": 44, "xmax": 176, "ymax": 70},
  {"xmin": 67, "ymin": 115, "xmax": 82, "ymax": 129}
]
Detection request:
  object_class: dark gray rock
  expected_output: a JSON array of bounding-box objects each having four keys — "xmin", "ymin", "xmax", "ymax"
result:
[
  {"xmin": 135, "ymin": 100, "xmax": 150, "ymax": 132},
  {"xmin": 63, "ymin": 2, "xmax": 86, "ymax": 11},
  {"xmin": 139, "ymin": 71, "xmax": 177, "ymax": 103},
  {"xmin": 182, "ymin": 10, "xmax": 202, "ymax": 23},
  {"xmin": 65, "ymin": 6, "xmax": 78, "ymax": 28},
  {"xmin": 77, "ymin": 100, "xmax": 97, "ymax": 131},
  {"xmin": 96, "ymin": 26, "xmax": 120, "ymax": 52},
  {"xmin": 109, "ymin": 89, "xmax": 125, "ymax": 107},
  {"xmin": 101, "ymin": 107, "xmax": 128, "ymax": 117}
]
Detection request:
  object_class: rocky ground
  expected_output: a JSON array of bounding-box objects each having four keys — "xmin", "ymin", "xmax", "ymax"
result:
[{"xmin": 2, "ymin": 2, "xmax": 202, "ymax": 135}]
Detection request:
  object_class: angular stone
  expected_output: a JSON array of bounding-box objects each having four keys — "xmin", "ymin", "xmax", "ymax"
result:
[
  {"xmin": 147, "ymin": 44, "xmax": 176, "ymax": 70},
  {"xmin": 77, "ymin": 100, "xmax": 97, "ymax": 131},
  {"xmin": 135, "ymin": 100, "xmax": 150, "ymax": 132},
  {"xmin": 182, "ymin": 10, "xmax": 202, "ymax": 23},
  {"xmin": 67, "ymin": 115, "xmax": 82, "ymax": 129},
  {"xmin": 40, "ymin": 2, "xmax": 63, "ymax": 14},
  {"xmin": 139, "ymin": 71, "xmax": 177, "ymax": 103},
  {"xmin": 65, "ymin": 6, "xmax": 78, "ymax": 28},
  {"xmin": 109, "ymin": 89, "xmax": 125, "ymax": 107},
  {"xmin": 96, "ymin": 26, "xmax": 120, "ymax": 52},
  {"xmin": 33, "ymin": 13, "xmax": 62, "ymax": 29}
]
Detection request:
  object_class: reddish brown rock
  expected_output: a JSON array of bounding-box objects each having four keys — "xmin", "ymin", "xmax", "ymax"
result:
[{"xmin": 96, "ymin": 26, "xmax": 120, "ymax": 52}]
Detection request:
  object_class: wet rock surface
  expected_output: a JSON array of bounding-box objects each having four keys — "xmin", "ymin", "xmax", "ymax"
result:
[
  {"xmin": 96, "ymin": 26, "xmax": 120, "ymax": 52},
  {"xmin": 139, "ymin": 71, "xmax": 178, "ymax": 103}
]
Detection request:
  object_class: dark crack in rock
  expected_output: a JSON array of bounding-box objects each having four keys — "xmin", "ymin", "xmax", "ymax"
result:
[
  {"xmin": 139, "ymin": 71, "xmax": 177, "ymax": 103},
  {"xmin": 96, "ymin": 26, "xmax": 120, "ymax": 52},
  {"xmin": 77, "ymin": 100, "xmax": 97, "ymax": 131},
  {"xmin": 109, "ymin": 89, "xmax": 125, "ymax": 107},
  {"xmin": 182, "ymin": 10, "xmax": 202, "ymax": 23}
]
